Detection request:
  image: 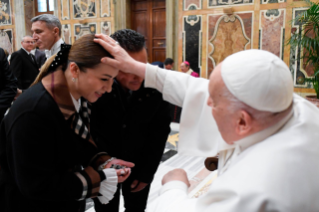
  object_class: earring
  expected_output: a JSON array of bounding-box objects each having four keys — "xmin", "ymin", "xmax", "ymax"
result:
[{"xmin": 72, "ymin": 77, "xmax": 76, "ymax": 82}]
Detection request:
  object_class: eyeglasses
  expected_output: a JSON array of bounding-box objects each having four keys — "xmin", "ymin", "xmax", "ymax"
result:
[{"xmin": 24, "ymin": 41, "xmax": 35, "ymax": 44}]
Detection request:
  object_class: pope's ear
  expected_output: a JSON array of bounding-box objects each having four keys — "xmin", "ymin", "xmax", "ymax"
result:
[{"xmin": 236, "ymin": 110, "xmax": 252, "ymax": 136}]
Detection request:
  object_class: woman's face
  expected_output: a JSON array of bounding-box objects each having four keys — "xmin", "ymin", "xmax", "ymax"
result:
[
  {"xmin": 73, "ymin": 62, "xmax": 119, "ymax": 103},
  {"xmin": 180, "ymin": 62, "xmax": 189, "ymax": 73}
]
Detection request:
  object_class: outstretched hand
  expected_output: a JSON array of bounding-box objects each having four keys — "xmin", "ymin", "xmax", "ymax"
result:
[
  {"xmin": 104, "ymin": 158, "xmax": 135, "ymax": 169},
  {"xmin": 94, "ymin": 34, "xmax": 146, "ymax": 78},
  {"xmin": 115, "ymin": 168, "xmax": 131, "ymax": 183}
]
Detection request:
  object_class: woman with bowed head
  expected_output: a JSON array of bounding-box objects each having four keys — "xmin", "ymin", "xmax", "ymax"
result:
[{"xmin": 0, "ymin": 34, "xmax": 134, "ymax": 212}]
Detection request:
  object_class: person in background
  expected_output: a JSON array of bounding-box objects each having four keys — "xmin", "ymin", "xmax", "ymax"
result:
[
  {"xmin": 151, "ymin": 61, "xmax": 164, "ymax": 68},
  {"xmin": 10, "ymin": 36, "xmax": 39, "ymax": 92},
  {"xmin": 0, "ymin": 34, "xmax": 134, "ymax": 212},
  {"xmin": 180, "ymin": 61, "xmax": 199, "ymax": 77},
  {"xmin": 0, "ymin": 47, "xmax": 17, "ymax": 123},
  {"xmin": 164, "ymin": 58, "xmax": 174, "ymax": 70},
  {"xmin": 91, "ymin": 29, "xmax": 171, "ymax": 212},
  {"xmin": 31, "ymin": 14, "xmax": 64, "ymax": 59}
]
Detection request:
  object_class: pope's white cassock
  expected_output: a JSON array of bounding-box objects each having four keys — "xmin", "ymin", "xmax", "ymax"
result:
[{"xmin": 143, "ymin": 50, "xmax": 319, "ymax": 211}]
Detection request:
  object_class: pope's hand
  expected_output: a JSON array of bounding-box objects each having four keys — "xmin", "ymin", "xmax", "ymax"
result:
[
  {"xmin": 162, "ymin": 168, "xmax": 190, "ymax": 187},
  {"xmin": 93, "ymin": 34, "xmax": 146, "ymax": 78}
]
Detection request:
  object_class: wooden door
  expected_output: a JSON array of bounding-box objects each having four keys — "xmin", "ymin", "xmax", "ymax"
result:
[{"xmin": 131, "ymin": 0, "xmax": 166, "ymax": 63}]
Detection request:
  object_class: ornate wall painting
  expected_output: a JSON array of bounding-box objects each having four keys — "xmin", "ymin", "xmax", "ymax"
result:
[
  {"xmin": 207, "ymin": 13, "xmax": 253, "ymax": 76},
  {"xmin": 261, "ymin": 0, "xmax": 285, "ymax": 4},
  {"xmin": 184, "ymin": 0, "xmax": 202, "ymax": 11},
  {"xmin": 259, "ymin": 9, "xmax": 285, "ymax": 59},
  {"xmin": 208, "ymin": 0, "xmax": 253, "ymax": 8},
  {"xmin": 101, "ymin": 21, "xmax": 111, "ymax": 35},
  {"xmin": 61, "ymin": 0, "xmax": 70, "ymax": 20},
  {"xmin": 0, "ymin": 0, "xmax": 12, "ymax": 25},
  {"xmin": 74, "ymin": 23, "xmax": 97, "ymax": 40},
  {"xmin": 0, "ymin": 29, "xmax": 13, "ymax": 54},
  {"xmin": 73, "ymin": 0, "xmax": 97, "ymax": 19},
  {"xmin": 290, "ymin": 8, "xmax": 313, "ymax": 87},
  {"xmin": 100, "ymin": 0, "xmax": 111, "ymax": 17},
  {"xmin": 62, "ymin": 24, "xmax": 72, "ymax": 44},
  {"xmin": 183, "ymin": 15, "xmax": 202, "ymax": 75}
]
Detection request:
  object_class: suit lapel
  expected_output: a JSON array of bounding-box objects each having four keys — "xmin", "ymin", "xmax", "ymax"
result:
[{"xmin": 20, "ymin": 49, "xmax": 38, "ymax": 69}]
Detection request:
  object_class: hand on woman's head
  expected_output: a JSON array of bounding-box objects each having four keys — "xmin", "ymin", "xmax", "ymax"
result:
[{"xmin": 94, "ymin": 34, "xmax": 145, "ymax": 76}]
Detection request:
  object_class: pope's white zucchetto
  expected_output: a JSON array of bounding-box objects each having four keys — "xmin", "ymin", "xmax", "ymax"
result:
[{"xmin": 221, "ymin": 50, "xmax": 293, "ymax": 113}]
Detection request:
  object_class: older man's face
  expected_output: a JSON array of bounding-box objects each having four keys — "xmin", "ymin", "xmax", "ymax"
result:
[
  {"xmin": 207, "ymin": 63, "xmax": 237, "ymax": 144},
  {"xmin": 31, "ymin": 21, "xmax": 57, "ymax": 50},
  {"xmin": 21, "ymin": 37, "xmax": 34, "ymax": 52}
]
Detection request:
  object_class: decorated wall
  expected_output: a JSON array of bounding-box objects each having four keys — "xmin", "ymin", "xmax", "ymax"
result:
[
  {"xmin": 178, "ymin": 0, "xmax": 315, "ymax": 95},
  {"xmin": 0, "ymin": 0, "xmax": 15, "ymax": 54},
  {"xmin": 58, "ymin": 0, "xmax": 114, "ymax": 44}
]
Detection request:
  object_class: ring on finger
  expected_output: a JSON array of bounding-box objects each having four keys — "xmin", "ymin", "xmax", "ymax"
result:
[{"xmin": 115, "ymin": 41, "xmax": 119, "ymax": 45}]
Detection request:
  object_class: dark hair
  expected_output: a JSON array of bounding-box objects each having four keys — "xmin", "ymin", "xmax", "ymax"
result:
[
  {"xmin": 164, "ymin": 58, "xmax": 174, "ymax": 65},
  {"xmin": 32, "ymin": 34, "xmax": 113, "ymax": 85},
  {"xmin": 110, "ymin": 29, "xmax": 145, "ymax": 52},
  {"xmin": 31, "ymin": 14, "xmax": 62, "ymax": 37}
]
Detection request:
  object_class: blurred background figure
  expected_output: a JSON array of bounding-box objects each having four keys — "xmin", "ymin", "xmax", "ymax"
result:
[
  {"xmin": 151, "ymin": 61, "xmax": 164, "ymax": 68},
  {"xmin": 180, "ymin": 61, "xmax": 199, "ymax": 77},
  {"xmin": 31, "ymin": 41, "xmax": 46, "ymax": 69},
  {"xmin": 164, "ymin": 58, "xmax": 174, "ymax": 70},
  {"xmin": 0, "ymin": 47, "xmax": 17, "ymax": 123}
]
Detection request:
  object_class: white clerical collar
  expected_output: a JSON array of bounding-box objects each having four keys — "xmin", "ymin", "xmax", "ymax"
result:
[
  {"xmin": 22, "ymin": 47, "xmax": 31, "ymax": 55},
  {"xmin": 186, "ymin": 69, "xmax": 193, "ymax": 75},
  {"xmin": 236, "ymin": 107, "xmax": 294, "ymax": 152},
  {"xmin": 70, "ymin": 94, "xmax": 81, "ymax": 113},
  {"xmin": 45, "ymin": 38, "xmax": 64, "ymax": 58}
]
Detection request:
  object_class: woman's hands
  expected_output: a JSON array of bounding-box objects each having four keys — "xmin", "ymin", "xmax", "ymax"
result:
[
  {"xmin": 104, "ymin": 158, "xmax": 135, "ymax": 183},
  {"xmin": 94, "ymin": 34, "xmax": 147, "ymax": 78}
]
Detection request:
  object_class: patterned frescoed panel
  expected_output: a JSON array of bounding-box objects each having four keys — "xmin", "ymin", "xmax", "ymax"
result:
[
  {"xmin": 100, "ymin": 0, "xmax": 111, "ymax": 17},
  {"xmin": 61, "ymin": 0, "xmax": 70, "ymax": 20},
  {"xmin": 73, "ymin": 0, "xmax": 97, "ymax": 19},
  {"xmin": 259, "ymin": 9, "xmax": 285, "ymax": 59},
  {"xmin": 184, "ymin": 0, "xmax": 202, "ymax": 10},
  {"xmin": 0, "ymin": 0, "xmax": 12, "ymax": 25},
  {"xmin": 261, "ymin": 0, "xmax": 285, "ymax": 4},
  {"xmin": 183, "ymin": 15, "xmax": 202, "ymax": 75},
  {"xmin": 0, "ymin": 29, "xmax": 13, "ymax": 54},
  {"xmin": 101, "ymin": 21, "xmax": 111, "ymax": 35},
  {"xmin": 207, "ymin": 13, "xmax": 253, "ymax": 76},
  {"xmin": 290, "ymin": 8, "xmax": 312, "ymax": 87},
  {"xmin": 74, "ymin": 23, "xmax": 97, "ymax": 40},
  {"xmin": 208, "ymin": 0, "xmax": 253, "ymax": 7},
  {"xmin": 62, "ymin": 24, "xmax": 72, "ymax": 44},
  {"xmin": 24, "ymin": 0, "xmax": 35, "ymax": 36}
]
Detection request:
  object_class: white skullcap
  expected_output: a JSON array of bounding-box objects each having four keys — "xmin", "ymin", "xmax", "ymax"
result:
[{"xmin": 221, "ymin": 50, "xmax": 293, "ymax": 112}]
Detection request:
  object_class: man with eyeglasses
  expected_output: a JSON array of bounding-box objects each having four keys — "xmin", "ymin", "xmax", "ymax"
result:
[{"xmin": 10, "ymin": 36, "xmax": 39, "ymax": 92}]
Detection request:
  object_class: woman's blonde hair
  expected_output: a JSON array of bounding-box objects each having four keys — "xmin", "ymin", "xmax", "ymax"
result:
[{"xmin": 31, "ymin": 34, "xmax": 113, "ymax": 86}]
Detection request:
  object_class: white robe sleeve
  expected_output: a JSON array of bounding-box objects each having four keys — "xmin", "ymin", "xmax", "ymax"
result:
[
  {"xmin": 147, "ymin": 181, "xmax": 197, "ymax": 212},
  {"xmin": 145, "ymin": 64, "xmax": 223, "ymax": 157}
]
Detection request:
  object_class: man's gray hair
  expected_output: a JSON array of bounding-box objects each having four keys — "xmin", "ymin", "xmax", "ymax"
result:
[
  {"xmin": 31, "ymin": 14, "xmax": 61, "ymax": 37},
  {"xmin": 21, "ymin": 35, "xmax": 33, "ymax": 42}
]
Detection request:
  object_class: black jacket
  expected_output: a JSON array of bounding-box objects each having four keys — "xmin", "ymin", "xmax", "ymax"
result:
[
  {"xmin": 0, "ymin": 48, "xmax": 17, "ymax": 122},
  {"xmin": 91, "ymin": 81, "xmax": 171, "ymax": 183},
  {"xmin": 10, "ymin": 48, "xmax": 39, "ymax": 90},
  {"xmin": 34, "ymin": 49, "xmax": 46, "ymax": 69},
  {"xmin": 0, "ymin": 83, "xmax": 106, "ymax": 212}
]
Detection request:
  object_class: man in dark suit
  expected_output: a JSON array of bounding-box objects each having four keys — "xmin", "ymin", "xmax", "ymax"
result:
[
  {"xmin": 31, "ymin": 43, "xmax": 46, "ymax": 69},
  {"xmin": 0, "ymin": 48, "xmax": 17, "ymax": 122},
  {"xmin": 91, "ymin": 29, "xmax": 171, "ymax": 212},
  {"xmin": 10, "ymin": 36, "xmax": 39, "ymax": 91}
]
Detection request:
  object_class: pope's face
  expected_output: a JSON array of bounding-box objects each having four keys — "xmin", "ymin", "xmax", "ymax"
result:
[{"xmin": 207, "ymin": 63, "xmax": 238, "ymax": 144}]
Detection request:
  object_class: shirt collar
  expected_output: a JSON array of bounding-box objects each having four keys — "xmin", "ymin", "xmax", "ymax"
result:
[
  {"xmin": 218, "ymin": 107, "xmax": 294, "ymax": 153},
  {"xmin": 70, "ymin": 94, "xmax": 81, "ymax": 113},
  {"xmin": 45, "ymin": 38, "xmax": 64, "ymax": 58},
  {"xmin": 22, "ymin": 47, "xmax": 31, "ymax": 55}
]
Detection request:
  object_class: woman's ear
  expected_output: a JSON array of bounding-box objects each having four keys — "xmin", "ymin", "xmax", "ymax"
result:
[
  {"xmin": 235, "ymin": 110, "xmax": 252, "ymax": 136},
  {"xmin": 69, "ymin": 62, "xmax": 80, "ymax": 79}
]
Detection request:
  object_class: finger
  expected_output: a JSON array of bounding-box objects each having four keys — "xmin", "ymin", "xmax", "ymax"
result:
[
  {"xmin": 131, "ymin": 184, "xmax": 145, "ymax": 192},
  {"xmin": 113, "ymin": 160, "xmax": 135, "ymax": 168},
  {"xmin": 94, "ymin": 35, "xmax": 117, "ymax": 46},
  {"xmin": 131, "ymin": 180, "xmax": 138, "ymax": 188},
  {"xmin": 99, "ymin": 57, "xmax": 121, "ymax": 69},
  {"xmin": 94, "ymin": 38, "xmax": 116, "ymax": 53}
]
